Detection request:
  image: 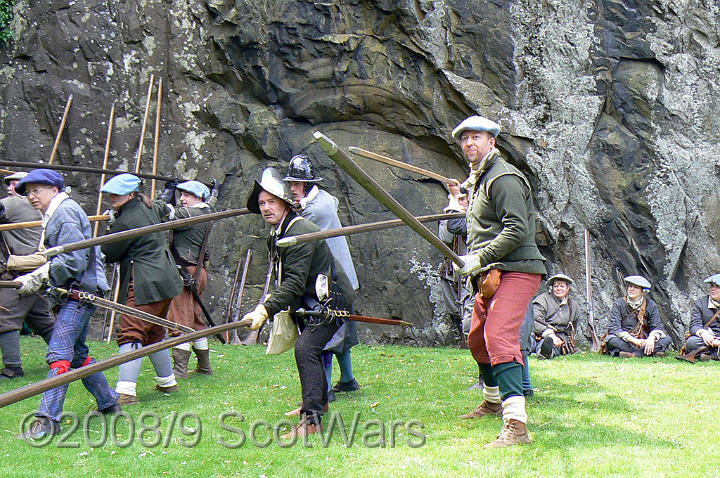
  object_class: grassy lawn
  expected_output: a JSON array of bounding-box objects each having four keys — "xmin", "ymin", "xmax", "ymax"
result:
[{"xmin": 1, "ymin": 336, "xmax": 718, "ymax": 477}]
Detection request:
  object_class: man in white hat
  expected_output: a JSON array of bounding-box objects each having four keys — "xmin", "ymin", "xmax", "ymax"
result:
[
  {"xmin": 0, "ymin": 171, "xmax": 55, "ymax": 379},
  {"xmin": 452, "ymin": 115, "xmax": 546, "ymax": 448},
  {"xmin": 603, "ymin": 275, "xmax": 671, "ymax": 357},
  {"xmin": 531, "ymin": 274, "xmax": 580, "ymax": 359},
  {"xmin": 243, "ymin": 167, "xmax": 355, "ymax": 439},
  {"xmin": 679, "ymin": 273, "xmax": 720, "ymax": 361}
]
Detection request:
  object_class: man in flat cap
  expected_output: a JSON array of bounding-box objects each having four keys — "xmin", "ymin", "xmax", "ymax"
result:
[
  {"xmin": 243, "ymin": 167, "xmax": 355, "ymax": 439},
  {"xmin": 14, "ymin": 169, "xmax": 118, "ymax": 440},
  {"xmin": 0, "ymin": 171, "xmax": 55, "ymax": 379},
  {"xmin": 603, "ymin": 275, "xmax": 671, "ymax": 358},
  {"xmin": 452, "ymin": 115, "xmax": 546, "ymax": 448},
  {"xmin": 679, "ymin": 273, "xmax": 720, "ymax": 361},
  {"xmin": 532, "ymin": 273, "xmax": 579, "ymax": 359}
]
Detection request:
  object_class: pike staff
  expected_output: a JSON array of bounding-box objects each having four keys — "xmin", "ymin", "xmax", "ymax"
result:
[
  {"xmin": 135, "ymin": 73, "xmax": 155, "ymax": 173},
  {"xmin": 313, "ymin": 131, "xmax": 464, "ymax": 268},
  {"xmin": 48, "ymin": 95, "xmax": 73, "ymax": 165},
  {"xmin": 94, "ymin": 103, "xmax": 115, "ymax": 238},
  {"xmin": 151, "ymin": 78, "xmax": 162, "ymax": 200}
]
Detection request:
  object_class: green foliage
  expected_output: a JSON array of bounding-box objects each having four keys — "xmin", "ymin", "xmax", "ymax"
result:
[
  {"xmin": 3, "ymin": 338, "xmax": 720, "ymax": 477},
  {"xmin": 0, "ymin": 0, "xmax": 14, "ymax": 44}
]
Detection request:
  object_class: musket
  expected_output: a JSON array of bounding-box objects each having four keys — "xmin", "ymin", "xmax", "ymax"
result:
[
  {"xmin": 348, "ymin": 147, "xmax": 454, "ymax": 184},
  {"xmin": 0, "ymin": 318, "xmax": 252, "ymax": 409},
  {"xmin": 241, "ymin": 256, "xmax": 273, "ymax": 346},
  {"xmin": 294, "ymin": 308, "xmax": 412, "ymax": 327},
  {"xmin": 0, "ymin": 215, "xmax": 109, "ymax": 233},
  {"xmin": 40, "ymin": 208, "xmax": 251, "ymax": 259},
  {"xmin": 277, "ymin": 212, "xmax": 464, "ymax": 248},
  {"xmin": 0, "ymin": 160, "xmax": 176, "ymax": 182},
  {"xmin": 48, "ymin": 95, "xmax": 73, "ymax": 165},
  {"xmin": 313, "ymin": 131, "xmax": 464, "ymax": 268},
  {"xmin": 584, "ymin": 229, "xmax": 601, "ymax": 352}
]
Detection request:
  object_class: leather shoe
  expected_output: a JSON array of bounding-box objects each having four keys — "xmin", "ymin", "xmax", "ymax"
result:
[
  {"xmin": 330, "ymin": 378, "xmax": 360, "ymax": 393},
  {"xmin": 155, "ymin": 384, "xmax": 178, "ymax": 393},
  {"xmin": 99, "ymin": 404, "xmax": 123, "ymax": 415},
  {"xmin": 539, "ymin": 336, "xmax": 554, "ymax": 359},
  {"xmin": 16, "ymin": 416, "xmax": 60, "ymax": 440},
  {"xmin": 619, "ymin": 351, "xmax": 636, "ymax": 358},
  {"xmin": 460, "ymin": 400, "xmax": 502, "ymax": 419},
  {"xmin": 280, "ymin": 420, "xmax": 322, "ymax": 440},
  {"xmin": 117, "ymin": 393, "xmax": 139, "ymax": 406},
  {"xmin": 0, "ymin": 366, "xmax": 24, "ymax": 380}
]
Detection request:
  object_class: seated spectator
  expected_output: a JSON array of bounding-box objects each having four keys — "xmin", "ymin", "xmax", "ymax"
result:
[
  {"xmin": 680, "ymin": 273, "xmax": 720, "ymax": 361},
  {"xmin": 531, "ymin": 273, "xmax": 578, "ymax": 359},
  {"xmin": 603, "ymin": 275, "xmax": 672, "ymax": 358}
]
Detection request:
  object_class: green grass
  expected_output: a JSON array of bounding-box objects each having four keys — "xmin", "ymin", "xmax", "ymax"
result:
[{"xmin": 1, "ymin": 337, "xmax": 719, "ymax": 477}]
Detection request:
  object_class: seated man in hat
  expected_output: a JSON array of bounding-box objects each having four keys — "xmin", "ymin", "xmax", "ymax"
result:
[
  {"xmin": 603, "ymin": 275, "xmax": 672, "ymax": 358},
  {"xmin": 0, "ymin": 171, "xmax": 55, "ymax": 379},
  {"xmin": 532, "ymin": 274, "xmax": 579, "ymax": 359},
  {"xmin": 243, "ymin": 167, "xmax": 355, "ymax": 439},
  {"xmin": 14, "ymin": 169, "xmax": 119, "ymax": 439},
  {"xmin": 680, "ymin": 273, "xmax": 720, "ymax": 361}
]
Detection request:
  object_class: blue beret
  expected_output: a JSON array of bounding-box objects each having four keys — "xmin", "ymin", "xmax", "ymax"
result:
[
  {"xmin": 101, "ymin": 173, "xmax": 141, "ymax": 195},
  {"xmin": 704, "ymin": 274, "xmax": 720, "ymax": 286},
  {"xmin": 15, "ymin": 169, "xmax": 64, "ymax": 196},
  {"xmin": 177, "ymin": 180, "xmax": 210, "ymax": 200},
  {"xmin": 452, "ymin": 115, "xmax": 501, "ymax": 141}
]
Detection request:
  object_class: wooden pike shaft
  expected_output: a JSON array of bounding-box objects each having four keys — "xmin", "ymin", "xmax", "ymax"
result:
[
  {"xmin": 0, "ymin": 160, "xmax": 176, "ymax": 182},
  {"xmin": 313, "ymin": 131, "xmax": 464, "ymax": 267},
  {"xmin": 0, "ymin": 215, "xmax": 109, "ymax": 233},
  {"xmin": 135, "ymin": 73, "xmax": 155, "ymax": 173},
  {"xmin": 228, "ymin": 249, "xmax": 252, "ymax": 344},
  {"xmin": 48, "ymin": 95, "xmax": 73, "ymax": 165},
  {"xmin": 151, "ymin": 78, "xmax": 162, "ymax": 200},
  {"xmin": 42, "ymin": 208, "xmax": 251, "ymax": 259},
  {"xmin": 277, "ymin": 212, "xmax": 463, "ymax": 248},
  {"xmin": 348, "ymin": 146, "xmax": 453, "ymax": 184},
  {"xmin": 0, "ymin": 319, "xmax": 252, "ymax": 409},
  {"xmin": 94, "ymin": 103, "xmax": 116, "ymax": 238}
]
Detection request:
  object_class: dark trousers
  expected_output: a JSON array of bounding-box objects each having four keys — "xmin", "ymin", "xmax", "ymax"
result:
[
  {"xmin": 295, "ymin": 318, "xmax": 340, "ymax": 425},
  {"xmin": 605, "ymin": 335, "xmax": 672, "ymax": 356}
]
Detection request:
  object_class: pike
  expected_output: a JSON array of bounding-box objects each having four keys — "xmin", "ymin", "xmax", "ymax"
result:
[
  {"xmin": 48, "ymin": 95, "xmax": 73, "ymax": 165},
  {"xmin": 313, "ymin": 131, "xmax": 464, "ymax": 268},
  {"xmin": 0, "ymin": 318, "xmax": 252, "ymax": 409},
  {"xmin": 150, "ymin": 78, "xmax": 163, "ymax": 199},
  {"xmin": 0, "ymin": 215, "xmax": 109, "ymax": 233},
  {"xmin": 348, "ymin": 146, "xmax": 454, "ymax": 184},
  {"xmin": 228, "ymin": 249, "xmax": 252, "ymax": 344},
  {"xmin": 277, "ymin": 212, "xmax": 464, "ymax": 248},
  {"xmin": 242, "ymin": 256, "xmax": 273, "ymax": 346},
  {"xmin": 39, "ymin": 208, "xmax": 251, "ymax": 259},
  {"xmin": 0, "ymin": 160, "xmax": 176, "ymax": 182},
  {"xmin": 135, "ymin": 73, "xmax": 155, "ymax": 173},
  {"xmin": 584, "ymin": 229, "xmax": 602, "ymax": 352},
  {"xmin": 94, "ymin": 103, "xmax": 116, "ymax": 237},
  {"xmin": 294, "ymin": 308, "xmax": 412, "ymax": 327}
]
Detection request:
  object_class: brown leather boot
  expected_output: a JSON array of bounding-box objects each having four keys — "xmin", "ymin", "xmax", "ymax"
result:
[
  {"xmin": 192, "ymin": 347, "xmax": 213, "ymax": 375},
  {"xmin": 172, "ymin": 348, "xmax": 191, "ymax": 380},
  {"xmin": 459, "ymin": 400, "xmax": 502, "ymax": 419},
  {"xmin": 483, "ymin": 419, "xmax": 531, "ymax": 448}
]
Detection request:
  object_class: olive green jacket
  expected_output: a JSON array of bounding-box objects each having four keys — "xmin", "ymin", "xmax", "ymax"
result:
[
  {"xmin": 101, "ymin": 197, "xmax": 183, "ymax": 305},
  {"xmin": 164, "ymin": 202, "xmax": 215, "ymax": 264},
  {"xmin": 465, "ymin": 148, "xmax": 546, "ymax": 274}
]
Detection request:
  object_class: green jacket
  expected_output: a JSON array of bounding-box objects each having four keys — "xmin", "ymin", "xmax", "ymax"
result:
[
  {"xmin": 465, "ymin": 148, "xmax": 546, "ymax": 274},
  {"xmin": 166, "ymin": 202, "xmax": 215, "ymax": 264},
  {"xmin": 101, "ymin": 197, "xmax": 183, "ymax": 305},
  {"xmin": 263, "ymin": 211, "xmax": 355, "ymax": 318}
]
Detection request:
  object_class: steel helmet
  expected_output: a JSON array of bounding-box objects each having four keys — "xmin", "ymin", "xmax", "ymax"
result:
[
  {"xmin": 283, "ymin": 154, "xmax": 322, "ymax": 182},
  {"xmin": 247, "ymin": 167, "xmax": 294, "ymax": 214}
]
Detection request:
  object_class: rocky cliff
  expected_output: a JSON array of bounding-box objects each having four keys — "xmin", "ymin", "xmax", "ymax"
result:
[{"xmin": 2, "ymin": 0, "xmax": 719, "ymax": 347}]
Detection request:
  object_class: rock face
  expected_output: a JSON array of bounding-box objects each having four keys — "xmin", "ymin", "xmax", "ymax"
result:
[{"xmin": 2, "ymin": 0, "xmax": 720, "ymax": 347}]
